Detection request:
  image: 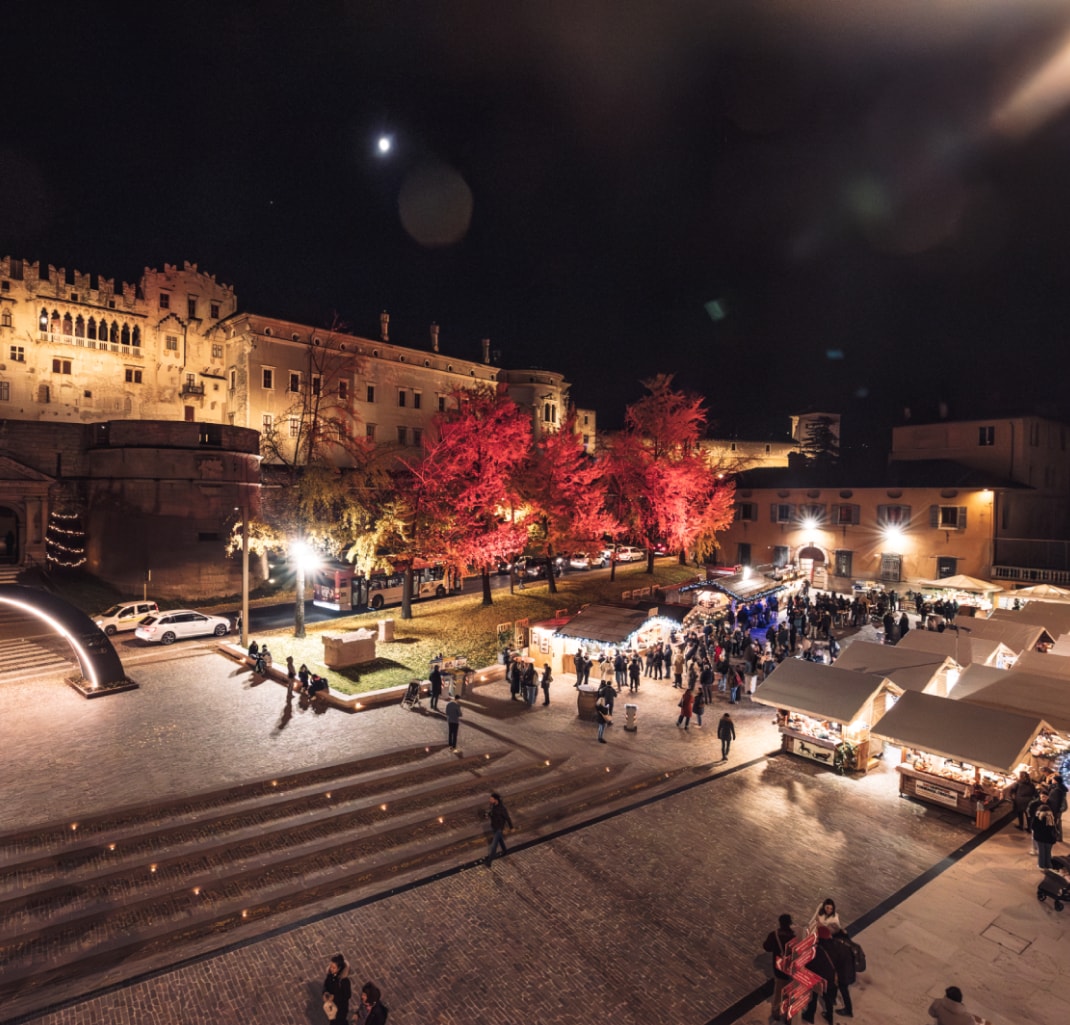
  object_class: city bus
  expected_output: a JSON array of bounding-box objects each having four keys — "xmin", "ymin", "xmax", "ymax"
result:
[{"xmin": 313, "ymin": 562, "xmax": 449, "ymax": 611}]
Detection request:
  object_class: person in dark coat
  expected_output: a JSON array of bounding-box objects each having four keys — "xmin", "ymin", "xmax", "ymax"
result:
[
  {"xmin": 801, "ymin": 927, "xmax": 838, "ymax": 1024},
  {"xmin": 445, "ymin": 694, "xmax": 463, "ymax": 750},
  {"xmin": 717, "ymin": 712, "xmax": 736, "ymax": 759},
  {"xmin": 540, "ymin": 663, "xmax": 552, "ymax": 706},
  {"xmin": 830, "ymin": 929, "xmax": 858, "ymax": 1017},
  {"xmin": 676, "ymin": 686, "xmax": 695, "ymax": 729},
  {"xmin": 509, "ymin": 657, "xmax": 522, "ymax": 700},
  {"xmin": 360, "ymin": 981, "xmax": 389, "ymax": 1025},
  {"xmin": 763, "ymin": 913, "xmax": 796, "ymax": 1022},
  {"xmin": 1006, "ymin": 770, "xmax": 1038, "ymax": 829},
  {"xmin": 429, "ymin": 664, "xmax": 443, "ymax": 711},
  {"xmin": 1032, "ymin": 802, "xmax": 1058, "ymax": 869},
  {"xmin": 322, "ymin": 953, "xmax": 352, "ymax": 1023},
  {"xmin": 898, "ymin": 611, "xmax": 910, "ymax": 639},
  {"xmin": 485, "ymin": 791, "xmax": 514, "ymax": 863}
]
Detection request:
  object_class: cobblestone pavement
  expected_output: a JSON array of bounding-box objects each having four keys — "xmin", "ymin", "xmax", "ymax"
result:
[{"xmin": 2, "ymin": 639, "xmax": 1067, "ymax": 1025}]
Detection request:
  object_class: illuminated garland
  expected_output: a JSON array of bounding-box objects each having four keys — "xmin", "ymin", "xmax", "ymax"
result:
[{"xmin": 46, "ymin": 510, "xmax": 87, "ymax": 569}]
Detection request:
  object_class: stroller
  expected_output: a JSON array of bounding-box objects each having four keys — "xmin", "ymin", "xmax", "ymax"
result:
[
  {"xmin": 1036, "ymin": 855, "xmax": 1070, "ymax": 912},
  {"xmin": 401, "ymin": 679, "xmax": 423, "ymax": 710}
]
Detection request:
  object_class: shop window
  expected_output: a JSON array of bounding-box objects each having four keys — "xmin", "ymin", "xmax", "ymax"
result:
[
  {"xmin": 936, "ymin": 557, "xmax": 958, "ymax": 578},
  {"xmin": 880, "ymin": 554, "xmax": 902, "ymax": 582},
  {"xmin": 931, "ymin": 505, "xmax": 967, "ymax": 530},
  {"xmin": 735, "ymin": 502, "xmax": 758, "ymax": 522},
  {"xmin": 834, "ymin": 550, "xmax": 853, "ymax": 577},
  {"xmin": 735, "ymin": 543, "xmax": 751, "ymax": 566}
]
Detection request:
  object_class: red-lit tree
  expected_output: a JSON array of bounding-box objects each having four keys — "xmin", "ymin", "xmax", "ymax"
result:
[
  {"xmin": 402, "ymin": 384, "xmax": 531, "ymax": 606},
  {"xmin": 602, "ymin": 374, "xmax": 735, "ymax": 573},
  {"xmin": 518, "ymin": 409, "xmax": 617, "ymax": 594}
]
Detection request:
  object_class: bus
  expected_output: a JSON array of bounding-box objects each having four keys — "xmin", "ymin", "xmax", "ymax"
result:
[{"xmin": 313, "ymin": 562, "xmax": 449, "ymax": 611}]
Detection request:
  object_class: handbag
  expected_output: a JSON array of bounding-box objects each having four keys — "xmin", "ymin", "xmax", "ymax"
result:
[{"xmin": 323, "ymin": 995, "xmax": 338, "ymax": 1022}]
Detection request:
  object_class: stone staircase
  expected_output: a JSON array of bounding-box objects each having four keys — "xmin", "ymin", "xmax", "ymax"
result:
[{"xmin": 0, "ymin": 744, "xmax": 684, "ymax": 1022}]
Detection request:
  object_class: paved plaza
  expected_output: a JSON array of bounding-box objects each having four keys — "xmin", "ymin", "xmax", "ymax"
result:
[{"xmin": 1, "ymin": 640, "xmax": 1067, "ymax": 1025}]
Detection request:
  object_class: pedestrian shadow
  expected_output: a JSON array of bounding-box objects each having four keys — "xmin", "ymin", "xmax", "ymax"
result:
[
  {"xmin": 302, "ymin": 979, "xmax": 323, "ymax": 1022},
  {"xmin": 272, "ymin": 695, "xmax": 294, "ymax": 735}
]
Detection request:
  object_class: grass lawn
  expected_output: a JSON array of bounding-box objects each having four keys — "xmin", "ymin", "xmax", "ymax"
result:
[{"xmin": 236, "ymin": 561, "xmax": 703, "ymax": 695}]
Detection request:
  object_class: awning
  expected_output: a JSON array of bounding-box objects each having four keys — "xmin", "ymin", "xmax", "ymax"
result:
[
  {"xmin": 916, "ymin": 574, "xmax": 1003, "ymax": 593},
  {"xmin": 753, "ymin": 658, "xmax": 902, "ymax": 725},
  {"xmin": 872, "ymin": 690, "xmax": 1052, "ymax": 774},
  {"xmin": 554, "ymin": 604, "xmax": 650, "ymax": 643}
]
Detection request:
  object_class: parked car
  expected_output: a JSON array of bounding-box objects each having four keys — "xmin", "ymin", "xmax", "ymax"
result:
[
  {"xmin": 601, "ymin": 545, "xmax": 646, "ymax": 564},
  {"xmin": 135, "ymin": 610, "xmax": 231, "ymax": 645},
  {"xmin": 513, "ymin": 556, "xmax": 549, "ymax": 579},
  {"xmin": 94, "ymin": 600, "xmax": 160, "ymax": 636},
  {"xmin": 651, "ymin": 539, "xmax": 671, "ymax": 556},
  {"xmin": 568, "ymin": 551, "xmax": 596, "ymax": 571}
]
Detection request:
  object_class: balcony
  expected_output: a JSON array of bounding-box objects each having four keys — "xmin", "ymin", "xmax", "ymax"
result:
[
  {"xmin": 38, "ymin": 330, "xmax": 144, "ymax": 358},
  {"xmin": 181, "ymin": 380, "xmax": 206, "ymax": 397}
]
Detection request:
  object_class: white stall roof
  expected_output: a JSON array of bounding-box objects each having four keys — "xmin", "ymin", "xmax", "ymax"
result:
[
  {"xmin": 896, "ymin": 629, "xmax": 1010, "ymax": 668},
  {"xmin": 991, "ymin": 603, "xmax": 1070, "ymax": 640},
  {"xmin": 955, "ymin": 670, "xmax": 1070, "ymax": 734},
  {"xmin": 832, "ymin": 641, "xmax": 953, "ymax": 694},
  {"xmin": 872, "ymin": 691, "xmax": 1051, "ymax": 774},
  {"xmin": 950, "ymin": 616, "xmax": 1053, "ymax": 655},
  {"xmin": 1014, "ymin": 650, "xmax": 1070, "ymax": 680},
  {"xmin": 753, "ymin": 658, "xmax": 901, "ymax": 725}
]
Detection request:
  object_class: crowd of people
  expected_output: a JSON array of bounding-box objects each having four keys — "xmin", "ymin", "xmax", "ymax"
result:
[{"xmin": 1005, "ymin": 765, "xmax": 1068, "ymax": 869}]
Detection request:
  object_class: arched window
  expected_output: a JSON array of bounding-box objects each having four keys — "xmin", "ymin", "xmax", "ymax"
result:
[
  {"xmin": 39, "ymin": 308, "xmax": 48, "ymax": 332},
  {"xmin": 132, "ymin": 326, "xmax": 141, "ymax": 347},
  {"xmin": 75, "ymin": 315, "xmax": 85, "ymax": 338},
  {"xmin": 87, "ymin": 318, "xmax": 97, "ymax": 340},
  {"xmin": 121, "ymin": 324, "xmax": 131, "ymax": 347},
  {"xmin": 544, "ymin": 403, "xmax": 552, "ymax": 422},
  {"xmin": 62, "ymin": 313, "xmax": 73, "ymax": 336},
  {"xmin": 110, "ymin": 322, "xmax": 119, "ymax": 343},
  {"xmin": 51, "ymin": 310, "xmax": 60, "ymax": 332}
]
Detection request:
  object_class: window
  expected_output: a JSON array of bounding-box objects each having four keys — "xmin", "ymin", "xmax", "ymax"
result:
[
  {"xmin": 229, "ymin": 369, "xmax": 236, "ymax": 391},
  {"xmin": 877, "ymin": 504, "xmax": 911, "ymax": 527},
  {"xmin": 834, "ymin": 550, "xmax": 853, "ymax": 577},
  {"xmin": 936, "ymin": 557, "xmax": 958, "ymax": 578},
  {"xmin": 9, "ymin": 345, "xmax": 24, "ymax": 362},
  {"xmin": 772, "ymin": 545, "xmax": 789, "ymax": 568},
  {"xmin": 1, "ymin": 310, "xmax": 11, "ymax": 327},
  {"xmin": 931, "ymin": 505, "xmax": 967, "ymax": 530},
  {"xmin": 834, "ymin": 504, "xmax": 860, "ymax": 526},
  {"xmin": 312, "ymin": 374, "xmax": 321, "ymax": 396},
  {"xmin": 879, "ymin": 554, "xmax": 902, "ymax": 582},
  {"xmin": 797, "ymin": 503, "xmax": 825, "ymax": 524},
  {"xmin": 124, "ymin": 368, "xmax": 142, "ymax": 384},
  {"xmin": 0, "ymin": 381, "xmax": 8, "ymax": 401},
  {"xmin": 187, "ymin": 297, "xmax": 197, "ymax": 319},
  {"xmin": 262, "ymin": 413, "xmax": 273, "ymax": 432},
  {"xmin": 211, "ymin": 343, "xmax": 223, "ymax": 360},
  {"xmin": 262, "ymin": 367, "xmax": 274, "ymax": 389},
  {"xmin": 289, "ymin": 417, "xmax": 300, "ymax": 438},
  {"xmin": 337, "ymin": 379, "xmax": 349, "ymax": 400},
  {"xmin": 438, "ymin": 395, "xmax": 446, "ymax": 412},
  {"xmin": 210, "ymin": 303, "xmax": 220, "ymax": 319},
  {"xmin": 52, "ymin": 358, "xmax": 72, "ymax": 374},
  {"xmin": 365, "ymin": 424, "xmax": 376, "ymax": 440},
  {"xmin": 165, "ymin": 335, "xmax": 179, "ymax": 352},
  {"xmin": 413, "ymin": 390, "xmax": 422, "ymax": 410},
  {"xmin": 159, "ymin": 292, "xmax": 170, "ymax": 309},
  {"xmin": 397, "ymin": 426, "xmax": 408, "ymax": 445},
  {"xmin": 735, "ymin": 502, "xmax": 758, "ymax": 522},
  {"xmin": 735, "ymin": 542, "xmax": 751, "ymax": 566},
  {"xmin": 398, "ymin": 389, "xmax": 407, "ymax": 407},
  {"xmin": 366, "ymin": 384, "xmax": 376, "ymax": 403},
  {"xmin": 978, "ymin": 425, "xmax": 995, "ymax": 446},
  {"xmin": 771, "ymin": 503, "xmax": 794, "ymax": 523},
  {"xmin": 288, "ymin": 372, "xmax": 301, "ymax": 393},
  {"xmin": 39, "ymin": 384, "xmax": 50, "ymax": 403},
  {"xmin": 412, "ymin": 427, "xmax": 423, "ymax": 447}
]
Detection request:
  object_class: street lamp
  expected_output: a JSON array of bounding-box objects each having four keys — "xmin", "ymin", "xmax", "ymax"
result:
[{"xmin": 291, "ymin": 540, "xmax": 319, "ymax": 639}]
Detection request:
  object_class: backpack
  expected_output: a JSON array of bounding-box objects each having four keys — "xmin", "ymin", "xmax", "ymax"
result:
[{"xmin": 849, "ymin": 939, "xmax": 866, "ymax": 973}]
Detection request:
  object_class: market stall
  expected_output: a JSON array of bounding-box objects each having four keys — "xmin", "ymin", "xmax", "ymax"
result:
[
  {"xmin": 949, "ymin": 616, "xmax": 1054, "ymax": 659},
  {"xmin": 915, "ymin": 574, "xmax": 1003, "ymax": 615},
  {"xmin": 897, "ymin": 629, "xmax": 1014, "ymax": 670},
  {"xmin": 832, "ymin": 640, "xmax": 957, "ymax": 697},
  {"xmin": 871, "ymin": 690, "xmax": 1057, "ymax": 821},
  {"xmin": 991, "ymin": 601, "xmax": 1070, "ymax": 641},
  {"xmin": 753, "ymin": 659, "xmax": 903, "ymax": 773}
]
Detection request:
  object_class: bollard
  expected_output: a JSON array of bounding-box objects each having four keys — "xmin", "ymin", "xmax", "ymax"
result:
[{"xmin": 624, "ymin": 702, "xmax": 638, "ymax": 732}]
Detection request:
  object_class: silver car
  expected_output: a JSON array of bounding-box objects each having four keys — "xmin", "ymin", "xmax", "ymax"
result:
[{"xmin": 135, "ymin": 610, "xmax": 231, "ymax": 645}]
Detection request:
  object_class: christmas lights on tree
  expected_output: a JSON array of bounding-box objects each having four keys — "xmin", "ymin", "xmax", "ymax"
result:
[{"xmin": 45, "ymin": 509, "xmax": 87, "ymax": 570}]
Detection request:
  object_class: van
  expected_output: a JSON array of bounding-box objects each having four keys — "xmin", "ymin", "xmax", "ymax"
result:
[{"xmin": 94, "ymin": 600, "xmax": 160, "ymax": 636}]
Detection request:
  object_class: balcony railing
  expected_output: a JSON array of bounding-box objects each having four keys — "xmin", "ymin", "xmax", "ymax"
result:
[
  {"xmin": 38, "ymin": 331, "xmax": 143, "ymax": 358},
  {"xmin": 181, "ymin": 381, "xmax": 206, "ymax": 396}
]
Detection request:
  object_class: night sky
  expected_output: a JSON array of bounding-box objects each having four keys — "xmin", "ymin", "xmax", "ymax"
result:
[{"xmin": 6, "ymin": 2, "xmax": 1070, "ymax": 444}]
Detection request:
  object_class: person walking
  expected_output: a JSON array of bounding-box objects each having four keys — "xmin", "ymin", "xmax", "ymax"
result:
[
  {"xmin": 692, "ymin": 685, "xmax": 706, "ymax": 728},
  {"xmin": 445, "ymin": 694, "xmax": 462, "ymax": 751},
  {"xmin": 540, "ymin": 662, "xmax": 552, "ymax": 706},
  {"xmin": 485, "ymin": 791, "xmax": 513, "ymax": 864},
  {"xmin": 676, "ymin": 685, "xmax": 695, "ymax": 730},
  {"xmin": 763, "ymin": 913, "xmax": 795, "ymax": 1023},
  {"xmin": 429, "ymin": 663, "xmax": 443, "ymax": 711},
  {"xmin": 928, "ymin": 985, "xmax": 975, "ymax": 1025},
  {"xmin": 322, "ymin": 953, "xmax": 352, "ymax": 1024},
  {"xmin": 595, "ymin": 690, "xmax": 611, "ymax": 743},
  {"xmin": 717, "ymin": 712, "xmax": 736, "ymax": 760}
]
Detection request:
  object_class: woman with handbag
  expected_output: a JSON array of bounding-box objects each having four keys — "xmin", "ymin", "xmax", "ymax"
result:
[{"xmin": 322, "ymin": 953, "xmax": 351, "ymax": 1023}]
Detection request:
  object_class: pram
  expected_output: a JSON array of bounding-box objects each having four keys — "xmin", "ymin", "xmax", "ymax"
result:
[{"xmin": 1036, "ymin": 858, "xmax": 1070, "ymax": 911}]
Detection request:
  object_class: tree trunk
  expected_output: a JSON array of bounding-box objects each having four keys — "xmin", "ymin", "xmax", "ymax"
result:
[
  {"xmin": 294, "ymin": 563, "xmax": 307, "ymax": 639},
  {"xmin": 678, "ymin": 550, "xmax": 687, "ymax": 566},
  {"xmin": 546, "ymin": 550, "xmax": 558, "ymax": 595},
  {"xmin": 609, "ymin": 555, "xmax": 617, "ymax": 582},
  {"xmin": 482, "ymin": 568, "xmax": 493, "ymax": 605},
  {"xmin": 401, "ymin": 566, "xmax": 413, "ymax": 621},
  {"xmin": 646, "ymin": 551, "xmax": 655, "ymax": 574}
]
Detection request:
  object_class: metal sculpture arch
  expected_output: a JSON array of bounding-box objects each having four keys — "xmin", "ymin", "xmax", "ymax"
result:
[{"xmin": 0, "ymin": 584, "xmax": 129, "ymax": 691}]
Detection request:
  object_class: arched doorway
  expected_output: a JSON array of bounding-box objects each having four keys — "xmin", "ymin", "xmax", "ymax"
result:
[{"xmin": 797, "ymin": 545, "xmax": 827, "ymax": 587}]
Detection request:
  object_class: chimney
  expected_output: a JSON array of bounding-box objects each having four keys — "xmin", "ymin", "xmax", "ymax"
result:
[
  {"xmin": 379, "ymin": 310, "xmax": 389, "ymax": 342},
  {"xmin": 430, "ymin": 322, "xmax": 439, "ymax": 353},
  {"xmin": 481, "ymin": 337, "xmax": 490, "ymax": 364}
]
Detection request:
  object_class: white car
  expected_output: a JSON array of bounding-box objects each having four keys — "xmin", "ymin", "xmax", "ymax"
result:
[
  {"xmin": 602, "ymin": 545, "xmax": 646, "ymax": 564},
  {"xmin": 94, "ymin": 600, "xmax": 160, "ymax": 636},
  {"xmin": 569, "ymin": 551, "xmax": 596, "ymax": 570},
  {"xmin": 135, "ymin": 610, "xmax": 231, "ymax": 645}
]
